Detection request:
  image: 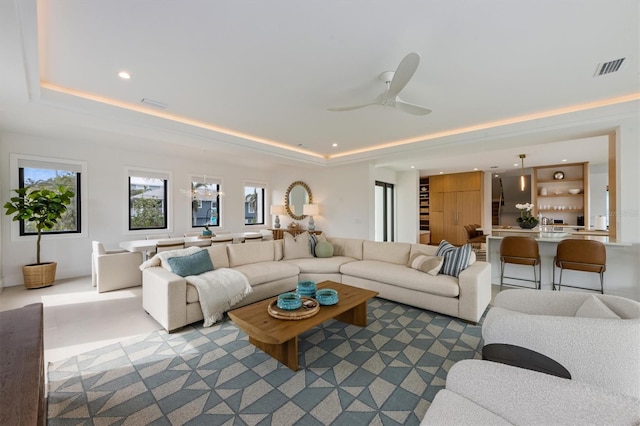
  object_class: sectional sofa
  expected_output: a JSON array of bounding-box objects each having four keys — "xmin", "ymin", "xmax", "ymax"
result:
[{"xmin": 141, "ymin": 235, "xmax": 492, "ymax": 332}]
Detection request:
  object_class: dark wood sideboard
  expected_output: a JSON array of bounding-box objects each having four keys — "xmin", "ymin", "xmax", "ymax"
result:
[{"xmin": 0, "ymin": 303, "xmax": 46, "ymax": 425}]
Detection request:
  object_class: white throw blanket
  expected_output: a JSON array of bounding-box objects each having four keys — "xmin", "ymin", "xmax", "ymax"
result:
[{"xmin": 186, "ymin": 268, "xmax": 252, "ymax": 327}]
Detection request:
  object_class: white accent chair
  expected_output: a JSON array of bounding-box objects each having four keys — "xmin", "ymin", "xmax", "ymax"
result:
[
  {"xmin": 92, "ymin": 241, "xmax": 143, "ymax": 293},
  {"xmin": 482, "ymin": 289, "xmax": 640, "ymax": 398},
  {"xmin": 422, "ymin": 360, "xmax": 640, "ymax": 425}
]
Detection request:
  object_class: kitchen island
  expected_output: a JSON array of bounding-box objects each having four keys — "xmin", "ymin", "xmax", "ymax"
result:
[{"xmin": 487, "ymin": 228, "xmax": 638, "ymax": 300}]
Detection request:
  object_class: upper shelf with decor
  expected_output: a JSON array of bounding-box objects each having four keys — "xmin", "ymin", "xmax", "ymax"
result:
[{"xmin": 532, "ymin": 162, "xmax": 589, "ymax": 228}]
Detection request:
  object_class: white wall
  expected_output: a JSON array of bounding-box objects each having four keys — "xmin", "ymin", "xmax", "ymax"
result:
[
  {"xmin": 396, "ymin": 170, "xmax": 419, "ymax": 243},
  {"xmin": 0, "ymin": 130, "xmax": 274, "ymax": 287},
  {"xmin": 2, "ymin": 121, "xmax": 639, "ymax": 291},
  {"xmin": 270, "ymin": 162, "xmax": 373, "ymax": 239}
]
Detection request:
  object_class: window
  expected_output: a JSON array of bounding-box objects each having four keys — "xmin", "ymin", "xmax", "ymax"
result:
[
  {"xmin": 375, "ymin": 181, "xmax": 395, "ymax": 242},
  {"xmin": 244, "ymin": 183, "xmax": 265, "ymax": 225},
  {"xmin": 189, "ymin": 178, "xmax": 222, "ymax": 228},
  {"xmin": 17, "ymin": 158, "xmax": 82, "ymax": 235},
  {"xmin": 128, "ymin": 169, "xmax": 169, "ymax": 230}
]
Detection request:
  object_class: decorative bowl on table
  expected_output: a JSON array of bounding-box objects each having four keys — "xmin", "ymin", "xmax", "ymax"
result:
[
  {"xmin": 568, "ymin": 189, "xmax": 581, "ymax": 195},
  {"xmin": 296, "ymin": 280, "xmax": 317, "ymax": 298},
  {"xmin": 277, "ymin": 292, "xmax": 302, "ymax": 310},
  {"xmin": 315, "ymin": 288, "xmax": 339, "ymax": 306}
]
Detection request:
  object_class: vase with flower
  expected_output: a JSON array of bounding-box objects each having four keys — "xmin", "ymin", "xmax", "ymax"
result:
[{"xmin": 516, "ymin": 203, "xmax": 538, "ymax": 229}]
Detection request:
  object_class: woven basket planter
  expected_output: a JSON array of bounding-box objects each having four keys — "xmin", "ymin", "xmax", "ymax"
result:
[{"xmin": 22, "ymin": 262, "xmax": 57, "ymax": 289}]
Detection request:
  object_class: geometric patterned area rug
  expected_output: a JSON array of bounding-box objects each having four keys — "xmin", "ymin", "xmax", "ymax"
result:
[{"xmin": 48, "ymin": 298, "xmax": 485, "ymax": 425}]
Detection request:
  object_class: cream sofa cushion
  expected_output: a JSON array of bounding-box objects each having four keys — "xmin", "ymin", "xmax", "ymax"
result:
[
  {"xmin": 206, "ymin": 244, "xmax": 230, "ymax": 269},
  {"xmin": 341, "ymin": 260, "xmax": 459, "ymax": 297},
  {"xmin": 227, "ymin": 241, "xmax": 275, "ymax": 266},
  {"xmin": 363, "ymin": 240, "xmax": 411, "ymax": 265},
  {"xmin": 233, "ymin": 262, "xmax": 300, "ymax": 286},
  {"xmin": 327, "ymin": 237, "xmax": 364, "ymax": 259},
  {"xmin": 285, "ymin": 256, "xmax": 355, "ymax": 274},
  {"xmin": 410, "ymin": 243, "xmax": 476, "ymax": 265},
  {"xmin": 283, "ymin": 231, "xmax": 314, "ymax": 260},
  {"xmin": 409, "ymin": 254, "xmax": 444, "ymax": 276}
]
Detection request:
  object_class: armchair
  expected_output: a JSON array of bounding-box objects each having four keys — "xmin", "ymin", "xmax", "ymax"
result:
[
  {"xmin": 92, "ymin": 241, "xmax": 143, "ymax": 293},
  {"xmin": 422, "ymin": 360, "xmax": 640, "ymax": 425},
  {"xmin": 482, "ymin": 289, "xmax": 640, "ymax": 398}
]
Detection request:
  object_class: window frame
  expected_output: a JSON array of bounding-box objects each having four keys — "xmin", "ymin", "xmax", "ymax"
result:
[
  {"xmin": 8, "ymin": 153, "xmax": 88, "ymax": 241},
  {"xmin": 243, "ymin": 181, "xmax": 267, "ymax": 226},
  {"xmin": 188, "ymin": 175, "xmax": 223, "ymax": 229},
  {"xmin": 126, "ymin": 167, "xmax": 172, "ymax": 233}
]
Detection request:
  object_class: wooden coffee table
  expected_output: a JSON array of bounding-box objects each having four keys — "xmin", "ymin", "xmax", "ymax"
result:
[{"xmin": 227, "ymin": 281, "xmax": 378, "ymax": 371}]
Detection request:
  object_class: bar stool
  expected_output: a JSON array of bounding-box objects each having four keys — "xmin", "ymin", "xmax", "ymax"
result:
[
  {"xmin": 553, "ymin": 239, "xmax": 606, "ymax": 293},
  {"xmin": 499, "ymin": 236, "xmax": 541, "ymax": 290}
]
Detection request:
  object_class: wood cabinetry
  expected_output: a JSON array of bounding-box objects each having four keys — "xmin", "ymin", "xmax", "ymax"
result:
[
  {"xmin": 429, "ymin": 171, "xmax": 484, "ymax": 246},
  {"xmin": 533, "ymin": 162, "xmax": 589, "ymax": 228},
  {"xmin": 419, "ymin": 177, "xmax": 429, "ymax": 231}
]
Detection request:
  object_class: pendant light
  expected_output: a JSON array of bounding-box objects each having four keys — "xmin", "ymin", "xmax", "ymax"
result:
[{"xmin": 519, "ymin": 154, "xmax": 526, "ymax": 192}]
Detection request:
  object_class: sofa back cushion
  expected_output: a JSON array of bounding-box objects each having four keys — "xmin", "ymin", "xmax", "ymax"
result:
[
  {"xmin": 410, "ymin": 243, "xmax": 476, "ymax": 265},
  {"xmin": 227, "ymin": 241, "xmax": 275, "ymax": 267},
  {"xmin": 327, "ymin": 237, "xmax": 364, "ymax": 260},
  {"xmin": 283, "ymin": 231, "xmax": 314, "ymax": 260},
  {"xmin": 274, "ymin": 239, "xmax": 284, "ymax": 261},
  {"xmin": 206, "ymin": 244, "xmax": 230, "ymax": 269},
  {"xmin": 363, "ymin": 241, "xmax": 411, "ymax": 265}
]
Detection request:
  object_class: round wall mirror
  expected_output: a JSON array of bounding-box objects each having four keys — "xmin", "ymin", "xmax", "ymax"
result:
[{"xmin": 285, "ymin": 181, "xmax": 312, "ymax": 220}]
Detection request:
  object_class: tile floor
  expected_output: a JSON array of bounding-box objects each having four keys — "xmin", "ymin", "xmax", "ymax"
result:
[{"xmin": 0, "ymin": 276, "xmax": 161, "ymax": 367}]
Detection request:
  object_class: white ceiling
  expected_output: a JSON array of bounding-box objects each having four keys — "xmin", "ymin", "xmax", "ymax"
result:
[{"xmin": 1, "ymin": 0, "xmax": 638, "ymax": 174}]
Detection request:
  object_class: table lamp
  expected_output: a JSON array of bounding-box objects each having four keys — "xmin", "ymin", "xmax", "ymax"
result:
[
  {"xmin": 303, "ymin": 204, "xmax": 320, "ymax": 231},
  {"xmin": 270, "ymin": 205, "xmax": 286, "ymax": 229}
]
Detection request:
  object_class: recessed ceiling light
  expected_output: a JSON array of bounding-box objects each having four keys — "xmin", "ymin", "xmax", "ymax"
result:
[
  {"xmin": 473, "ymin": 168, "xmax": 478, "ymax": 171},
  {"xmin": 439, "ymin": 171, "xmax": 444, "ymax": 174},
  {"xmin": 513, "ymin": 163, "xmax": 519, "ymax": 167},
  {"xmin": 561, "ymin": 159, "xmax": 568, "ymax": 162},
  {"xmin": 410, "ymin": 165, "xmax": 415, "ymax": 169},
  {"xmin": 332, "ymin": 143, "xmax": 338, "ymax": 147},
  {"xmin": 118, "ymin": 71, "xmax": 131, "ymax": 79}
]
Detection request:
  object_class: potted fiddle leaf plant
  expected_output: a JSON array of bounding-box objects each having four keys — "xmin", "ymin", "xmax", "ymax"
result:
[{"xmin": 4, "ymin": 185, "xmax": 75, "ymax": 288}]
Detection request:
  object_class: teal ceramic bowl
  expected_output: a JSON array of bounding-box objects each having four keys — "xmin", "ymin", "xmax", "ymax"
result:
[
  {"xmin": 315, "ymin": 288, "xmax": 339, "ymax": 306},
  {"xmin": 296, "ymin": 281, "xmax": 317, "ymax": 298},
  {"xmin": 277, "ymin": 292, "xmax": 302, "ymax": 310}
]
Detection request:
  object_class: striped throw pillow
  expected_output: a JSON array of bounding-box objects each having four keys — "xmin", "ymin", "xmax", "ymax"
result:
[{"xmin": 435, "ymin": 240, "xmax": 472, "ymax": 277}]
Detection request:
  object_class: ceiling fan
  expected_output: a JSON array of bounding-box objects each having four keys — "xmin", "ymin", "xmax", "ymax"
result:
[{"xmin": 328, "ymin": 52, "xmax": 432, "ymax": 116}]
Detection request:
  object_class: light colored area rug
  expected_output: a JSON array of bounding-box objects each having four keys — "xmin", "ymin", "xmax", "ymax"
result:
[{"xmin": 48, "ymin": 298, "xmax": 484, "ymax": 425}]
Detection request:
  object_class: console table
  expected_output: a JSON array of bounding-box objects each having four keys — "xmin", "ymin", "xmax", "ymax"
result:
[
  {"xmin": 270, "ymin": 229, "xmax": 323, "ymax": 240},
  {"xmin": 0, "ymin": 303, "xmax": 46, "ymax": 425}
]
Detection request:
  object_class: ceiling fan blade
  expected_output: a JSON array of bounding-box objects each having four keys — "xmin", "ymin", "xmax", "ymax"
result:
[
  {"xmin": 387, "ymin": 52, "xmax": 420, "ymax": 98},
  {"xmin": 327, "ymin": 102, "xmax": 376, "ymax": 112},
  {"xmin": 395, "ymin": 99, "xmax": 432, "ymax": 116}
]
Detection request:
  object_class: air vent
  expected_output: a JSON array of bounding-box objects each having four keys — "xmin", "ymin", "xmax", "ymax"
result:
[
  {"xmin": 594, "ymin": 58, "xmax": 625, "ymax": 76},
  {"xmin": 140, "ymin": 98, "xmax": 168, "ymax": 109}
]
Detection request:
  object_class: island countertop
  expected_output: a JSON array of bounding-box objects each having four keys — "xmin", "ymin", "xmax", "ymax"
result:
[{"xmin": 487, "ymin": 228, "xmax": 629, "ymax": 247}]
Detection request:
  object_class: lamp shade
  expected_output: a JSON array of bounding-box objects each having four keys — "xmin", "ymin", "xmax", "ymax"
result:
[
  {"xmin": 303, "ymin": 204, "xmax": 320, "ymax": 216},
  {"xmin": 270, "ymin": 205, "xmax": 286, "ymax": 215}
]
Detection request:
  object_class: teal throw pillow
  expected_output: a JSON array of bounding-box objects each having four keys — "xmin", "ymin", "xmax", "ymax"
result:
[
  {"xmin": 314, "ymin": 241, "xmax": 334, "ymax": 258},
  {"xmin": 167, "ymin": 249, "xmax": 214, "ymax": 277},
  {"xmin": 435, "ymin": 240, "xmax": 472, "ymax": 277}
]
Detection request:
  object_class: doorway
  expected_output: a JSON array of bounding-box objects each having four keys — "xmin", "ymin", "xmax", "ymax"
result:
[{"xmin": 375, "ymin": 181, "xmax": 395, "ymax": 242}]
